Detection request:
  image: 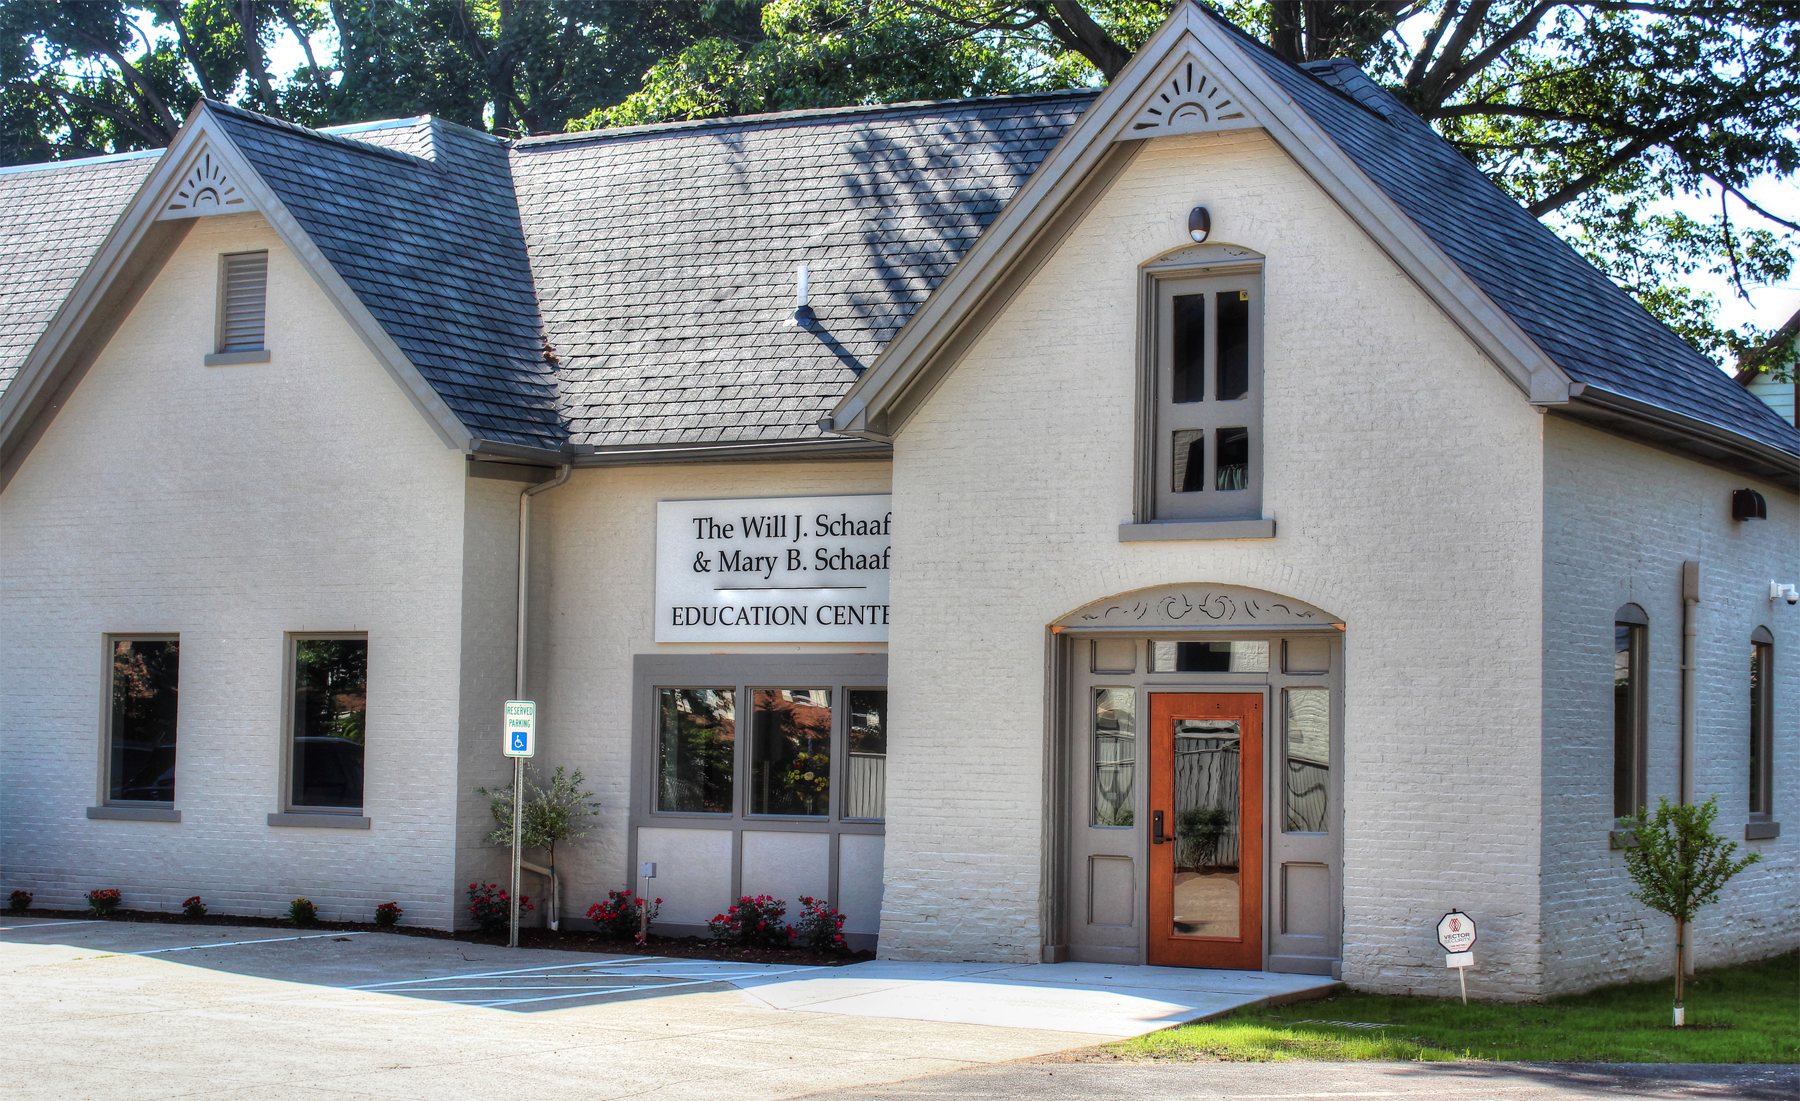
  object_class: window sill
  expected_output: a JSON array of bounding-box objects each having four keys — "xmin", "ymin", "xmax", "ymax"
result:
[
  {"xmin": 87, "ymin": 805, "xmax": 180, "ymax": 823},
  {"xmin": 268, "ymin": 812, "xmax": 369, "ymax": 829},
  {"xmin": 1745, "ymin": 820, "xmax": 1781, "ymax": 841},
  {"xmin": 204, "ymin": 349, "xmax": 270, "ymax": 366},
  {"xmin": 1119, "ymin": 518, "xmax": 1275, "ymax": 542},
  {"xmin": 1609, "ymin": 828, "xmax": 1639, "ymax": 850}
]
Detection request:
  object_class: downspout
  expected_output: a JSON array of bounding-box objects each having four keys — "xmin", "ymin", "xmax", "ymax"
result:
[
  {"xmin": 1679, "ymin": 559, "xmax": 1699, "ymax": 984},
  {"xmin": 517, "ymin": 463, "xmax": 571, "ymax": 928}
]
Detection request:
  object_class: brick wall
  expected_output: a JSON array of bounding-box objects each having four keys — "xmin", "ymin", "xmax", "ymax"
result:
[{"xmin": 0, "ymin": 213, "xmax": 470, "ymax": 928}]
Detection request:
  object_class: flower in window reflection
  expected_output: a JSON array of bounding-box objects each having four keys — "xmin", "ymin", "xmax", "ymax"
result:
[{"xmin": 784, "ymin": 751, "xmax": 830, "ymax": 796}]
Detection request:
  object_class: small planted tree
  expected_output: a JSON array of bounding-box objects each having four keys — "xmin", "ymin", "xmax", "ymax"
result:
[
  {"xmin": 477, "ymin": 766, "xmax": 600, "ymax": 928},
  {"xmin": 1618, "ymin": 796, "xmax": 1760, "ymax": 1026}
]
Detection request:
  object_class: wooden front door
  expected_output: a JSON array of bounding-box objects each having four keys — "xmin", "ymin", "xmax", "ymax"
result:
[{"xmin": 1147, "ymin": 692, "xmax": 1263, "ymax": 969}]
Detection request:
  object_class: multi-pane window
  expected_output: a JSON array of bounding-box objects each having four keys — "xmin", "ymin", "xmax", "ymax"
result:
[
  {"xmin": 1092, "ymin": 688, "xmax": 1136, "ymax": 826},
  {"xmin": 107, "ymin": 637, "xmax": 179, "ymax": 803},
  {"xmin": 1613, "ymin": 606, "xmax": 1648, "ymax": 819},
  {"xmin": 845, "ymin": 690, "xmax": 888, "ymax": 820},
  {"xmin": 1750, "ymin": 631, "xmax": 1774, "ymax": 817},
  {"xmin": 750, "ymin": 689, "xmax": 832, "ymax": 816},
  {"xmin": 290, "ymin": 637, "xmax": 367, "ymax": 810},
  {"xmin": 1151, "ymin": 271, "xmax": 1263, "ymax": 521},
  {"xmin": 218, "ymin": 251, "xmax": 268, "ymax": 352},
  {"xmin": 657, "ymin": 688, "xmax": 736, "ymax": 813}
]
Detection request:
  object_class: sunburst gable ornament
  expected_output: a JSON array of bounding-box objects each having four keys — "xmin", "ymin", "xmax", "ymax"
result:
[
  {"xmin": 1124, "ymin": 57, "xmax": 1255, "ymax": 138},
  {"xmin": 160, "ymin": 149, "xmax": 251, "ymax": 218}
]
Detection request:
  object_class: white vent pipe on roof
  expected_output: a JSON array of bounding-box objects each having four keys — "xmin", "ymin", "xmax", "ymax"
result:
[{"xmin": 790, "ymin": 264, "xmax": 815, "ymax": 326}]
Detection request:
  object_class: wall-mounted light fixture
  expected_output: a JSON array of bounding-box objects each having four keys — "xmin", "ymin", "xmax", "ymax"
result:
[
  {"xmin": 1188, "ymin": 206, "xmax": 1211, "ymax": 243},
  {"xmin": 1732, "ymin": 488, "xmax": 1768, "ymax": 521},
  {"xmin": 788, "ymin": 264, "xmax": 815, "ymax": 326}
]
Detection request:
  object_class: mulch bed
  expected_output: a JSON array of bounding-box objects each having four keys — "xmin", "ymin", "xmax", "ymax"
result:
[{"xmin": 5, "ymin": 907, "xmax": 870, "ymax": 967}]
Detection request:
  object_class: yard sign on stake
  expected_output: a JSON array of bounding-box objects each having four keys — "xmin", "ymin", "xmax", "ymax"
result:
[
  {"xmin": 1437, "ymin": 910, "xmax": 1477, "ymax": 1004},
  {"xmin": 503, "ymin": 700, "xmax": 536, "ymax": 949}
]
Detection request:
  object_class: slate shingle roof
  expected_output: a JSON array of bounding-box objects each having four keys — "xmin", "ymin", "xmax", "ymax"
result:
[
  {"xmin": 207, "ymin": 105, "xmax": 562, "ymax": 449},
  {"xmin": 0, "ymin": 151, "xmax": 159, "ymax": 394},
  {"xmin": 509, "ymin": 93, "xmax": 1096, "ymax": 448}
]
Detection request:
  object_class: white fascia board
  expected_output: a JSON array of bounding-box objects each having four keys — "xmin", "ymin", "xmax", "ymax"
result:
[{"xmin": 0, "ymin": 103, "xmax": 472, "ymax": 469}]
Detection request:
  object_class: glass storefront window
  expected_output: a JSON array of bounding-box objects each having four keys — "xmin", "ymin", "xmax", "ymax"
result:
[
  {"xmin": 1283, "ymin": 687, "xmax": 1329, "ymax": 833},
  {"xmin": 845, "ymin": 690, "xmax": 887, "ymax": 819},
  {"xmin": 751, "ymin": 689, "xmax": 833, "ymax": 816},
  {"xmin": 1093, "ymin": 688, "xmax": 1136, "ymax": 826},
  {"xmin": 658, "ymin": 688, "xmax": 736, "ymax": 813}
]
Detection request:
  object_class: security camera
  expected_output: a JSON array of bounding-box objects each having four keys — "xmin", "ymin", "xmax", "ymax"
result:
[{"xmin": 1776, "ymin": 581, "xmax": 1800, "ymax": 605}]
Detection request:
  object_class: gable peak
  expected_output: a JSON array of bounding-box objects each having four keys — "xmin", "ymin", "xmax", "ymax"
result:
[
  {"xmin": 157, "ymin": 145, "xmax": 254, "ymax": 219},
  {"xmin": 1120, "ymin": 51, "xmax": 1257, "ymax": 140}
]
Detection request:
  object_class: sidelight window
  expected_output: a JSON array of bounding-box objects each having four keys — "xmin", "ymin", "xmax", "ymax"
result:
[
  {"xmin": 1093, "ymin": 688, "xmax": 1136, "ymax": 826},
  {"xmin": 1148, "ymin": 270, "xmax": 1263, "ymax": 522},
  {"xmin": 1283, "ymin": 688, "xmax": 1330, "ymax": 833}
]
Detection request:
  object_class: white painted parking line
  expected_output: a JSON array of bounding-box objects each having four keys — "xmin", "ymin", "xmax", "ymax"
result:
[
  {"xmin": 347, "ymin": 956, "xmax": 660, "ymax": 989},
  {"xmin": 135, "ymin": 931, "xmax": 370, "ymax": 955},
  {"xmin": 0, "ymin": 920, "xmax": 96, "ymax": 930},
  {"xmin": 349, "ymin": 958, "xmax": 823, "ymax": 1010}
]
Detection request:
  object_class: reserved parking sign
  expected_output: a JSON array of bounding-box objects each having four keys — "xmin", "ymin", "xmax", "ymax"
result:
[{"xmin": 503, "ymin": 700, "xmax": 536, "ymax": 757}]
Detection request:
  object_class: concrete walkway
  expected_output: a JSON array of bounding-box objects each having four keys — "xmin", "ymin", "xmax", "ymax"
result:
[{"xmin": 0, "ymin": 917, "xmax": 1334, "ymax": 1101}]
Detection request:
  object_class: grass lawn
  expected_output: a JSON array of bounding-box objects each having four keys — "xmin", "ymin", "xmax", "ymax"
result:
[{"xmin": 1099, "ymin": 951, "xmax": 1798, "ymax": 1063}]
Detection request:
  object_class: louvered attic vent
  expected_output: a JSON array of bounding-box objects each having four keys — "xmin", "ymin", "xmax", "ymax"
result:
[{"xmin": 218, "ymin": 251, "xmax": 268, "ymax": 352}]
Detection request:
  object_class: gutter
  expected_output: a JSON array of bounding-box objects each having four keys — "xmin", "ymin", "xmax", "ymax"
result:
[{"xmin": 1559, "ymin": 385, "xmax": 1800, "ymax": 490}]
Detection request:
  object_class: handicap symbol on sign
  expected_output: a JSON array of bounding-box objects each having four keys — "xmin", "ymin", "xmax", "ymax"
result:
[{"xmin": 510, "ymin": 729, "xmax": 529, "ymax": 752}]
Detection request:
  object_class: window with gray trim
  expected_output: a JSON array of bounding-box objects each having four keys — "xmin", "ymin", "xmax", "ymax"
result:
[
  {"xmin": 1750, "ymin": 628, "xmax": 1774, "ymax": 817},
  {"xmin": 288, "ymin": 635, "xmax": 367, "ymax": 811},
  {"xmin": 107, "ymin": 636, "xmax": 179, "ymax": 803},
  {"xmin": 1613, "ymin": 605, "xmax": 1648, "ymax": 819},
  {"xmin": 1146, "ymin": 267, "xmax": 1263, "ymax": 522}
]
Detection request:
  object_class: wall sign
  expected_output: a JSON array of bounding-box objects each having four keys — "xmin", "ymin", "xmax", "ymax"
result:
[{"xmin": 656, "ymin": 494, "xmax": 891, "ymax": 642}]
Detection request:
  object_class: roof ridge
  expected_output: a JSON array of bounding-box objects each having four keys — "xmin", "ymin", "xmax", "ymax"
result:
[
  {"xmin": 0, "ymin": 146, "xmax": 164, "ymax": 176},
  {"xmin": 203, "ymin": 100, "xmax": 433, "ymax": 168},
  {"xmin": 517, "ymin": 88, "xmax": 1102, "ymax": 150}
]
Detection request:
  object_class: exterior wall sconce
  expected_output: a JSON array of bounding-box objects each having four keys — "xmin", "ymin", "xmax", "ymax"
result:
[
  {"xmin": 1731, "ymin": 488, "xmax": 1767, "ymax": 521},
  {"xmin": 1188, "ymin": 206, "xmax": 1211, "ymax": 242},
  {"xmin": 789, "ymin": 264, "xmax": 815, "ymax": 326}
]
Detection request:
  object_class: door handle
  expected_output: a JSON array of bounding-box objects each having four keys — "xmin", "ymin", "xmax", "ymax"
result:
[{"xmin": 1153, "ymin": 809, "xmax": 1167, "ymax": 844}]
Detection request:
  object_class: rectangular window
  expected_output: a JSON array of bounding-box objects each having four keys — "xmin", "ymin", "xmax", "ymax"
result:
[
  {"xmin": 1750, "ymin": 639, "xmax": 1773, "ymax": 816},
  {"xmin": 1284, "ymin": 688, "xmax": 1329, "ymax": 833},
  {"xmin": 1613, "ymin": 622, "xmax": 1646, "ymax": 819},
  {"xmin": 657, "ymin": 688, "xmax": 736, "ymax": 813},
  {"xmin": 1092, "ymin": 688, "xmax": 1136, "ymax": 826},
  {"xmin": 1150, "ymin": 640, "xmax": 1269, "ymax": 673},
  {"xmin": 108, "ymin": 638, "xmax": 179, "ymax": 803},
  {"xmin": 218, "ymin": 251, "xmax": 268, "ymax": 352},
  {"xmin": 845, "ymin": 689, "xmax": 887, "ymax": 820},
  {"xmin": 1147, "ymin": 267, "xmax": 1263, "ymax": 522},
  {"xmin": 750, "ymin": 689, "xmax": 833, "ymax": 816},
  {"xmin": 290, "ymin": 637, "xmax": 367, "ymax": 810}
]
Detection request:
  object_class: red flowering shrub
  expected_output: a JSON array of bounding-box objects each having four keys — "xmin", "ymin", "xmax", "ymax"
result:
[
  {"xmin": 791, "ymin": 896, "xmax": 848, "ymax": 951},
  {"xmin": 707, "ymin": 895, "xmax": 789, "ymax": 946},
  {"xmin": 7, "ymin": 890, "xmax": 30, "ymax": 913},
  {"xmin": 182, "ymin": 895, "xmax": 207, "ymax": 918},
  {"xmin": 587, "ymin": 889, "xmax": 660, "ymax": 938},
  {"xmin": 467, "ymin": 882, "xmax": 531, "ymax": 935},
  {"xmin": 86, "ymin": 888, "xmax": 122, "ymax": 916},
  {"xmin": 374, "ymin": 901, "xmax": 403, "ymax": 928},
  {"xmin": 287, "ymin": 897, "xmax": 318, "ymax": 925}
]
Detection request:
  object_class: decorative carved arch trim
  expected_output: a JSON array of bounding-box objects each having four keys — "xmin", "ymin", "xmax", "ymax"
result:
[
  {"xmin": 1053, "ymin": 583, "xmax": 1342, "ymax": 631},
  {"xmin": 157, "ymin": 147, "xmax": 253, "ymax": 219},
  {"xmin": 1118, "ymin": 53, "xmax": 1258, "ymax": 141}
]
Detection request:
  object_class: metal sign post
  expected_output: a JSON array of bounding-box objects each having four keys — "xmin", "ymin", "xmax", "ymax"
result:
[
  {"xmin": 1437, "ymin": 910, "xmax": 1478, "ymax": 1004},
  {"xmin": 503, "ymin": 700, "xmax": 537, "ymax": 949}
]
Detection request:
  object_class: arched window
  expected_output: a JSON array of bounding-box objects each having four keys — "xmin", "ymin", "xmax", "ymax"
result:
[
  {"xmin": 1613, "ymin": 604, "xmax": 1648, "ymax": 819},
  {"xmin": 1750, "ymin": 627, "xmax": 1774, "ymax": 820}
]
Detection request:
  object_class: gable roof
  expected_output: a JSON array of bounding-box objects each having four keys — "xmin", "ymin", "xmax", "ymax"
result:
[{"xmin": 826, "ymin": 0, "xmax": 1798, "ymax": 486}]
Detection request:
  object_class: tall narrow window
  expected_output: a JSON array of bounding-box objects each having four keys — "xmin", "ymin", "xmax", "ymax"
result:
[
  {"xmin": 1148, "ymin": 267, "xmax": 1263, "ymax": 522},
  {"xmin": 1750, "ymin": 629, "xmax": 1774, "ymax": 817},
  {"xmin": 218, "ymin": 251, "xmax": 267, "ymax": 352},
  {"xmin": 1283, "ymin": 688, "xmax": 1329, "ymax": 833},
  {"xmin": 108, "ymin": 637, "xmax": 179, "ymax": 803},
  {"xmin": 845, "ymin": 689, "xmax": 887, "ymax": 820},
  {"xmin": 1092, "ymin": 688, "xmax": 1136, "ymax": 826},
  {"xmin": 657, "ymin": 688, "xmax": 735, "ymax": 813},
  {"xmin": 750, "ymin": 689, "xmax": 832, "ymax": 816},
  {"xmin": 1613, "ymin": 606, "xmax": 1648, "ymax": 819},
  {"xmin": 290, "ymin": 637, "xmax": 367, "ymax": 810}
]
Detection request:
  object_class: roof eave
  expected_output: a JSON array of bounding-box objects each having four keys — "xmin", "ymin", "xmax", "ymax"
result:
[{"xmin": 1560, "ymin": 384, "xmax": 1799, "ymax": 492}]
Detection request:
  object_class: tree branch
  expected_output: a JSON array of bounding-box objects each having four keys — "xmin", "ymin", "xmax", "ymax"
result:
[
  {"xmin": 1716, "ymin": 177, "xmax": 1800, "ymax": 233},
  {"xmin": 1415, "ymin": 0, "xmax": 1495, "ymax": 107},
  {"xmin": 1431, "ymin": 0, "xmax": 1560, "ymax": 104},
  {"xmin": 1526, "ymin": 135, "xmax": 1653, "ymax": 215},
  {"xmin": 1033, "ymin": 0, "xmax": 1132, "ymax": 80},
  {"xmin": 1402, "ymin": 0, "xmax": 1460, "ymax": 89}
]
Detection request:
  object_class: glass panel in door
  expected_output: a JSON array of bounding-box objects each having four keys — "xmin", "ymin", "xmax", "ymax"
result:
[{"xmin": 1172, "ymin": 718, "xmax": 1240, "ymax": 938}]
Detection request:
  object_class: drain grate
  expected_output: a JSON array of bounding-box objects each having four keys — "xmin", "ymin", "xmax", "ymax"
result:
[{"xmin": 1296, "ymin": 1019, "xmax": 1391, "ymax": 1029}]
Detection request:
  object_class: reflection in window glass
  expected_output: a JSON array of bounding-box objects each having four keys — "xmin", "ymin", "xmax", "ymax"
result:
[
  {"xmin": 1150, "ymin": 640, "xmax": 1269, "ymax": 673},
  {"xmin": 1750, "ymin": 641, "xmax": 1772, "ymax": 815},
  {"xmin": 109, "ymin": 639, "xmax": 179, "ymax": 803},
  {"xmin": 658, "ymin": 688, "xmax": 736, "ymax": 813},
  {"xmin": 1613, "ymin": 624, "xmax": 1642, "ymax": 818},
  {"xmin": 1093, "ymin": 689, "xmax": 1136, "ymax": 826},
  {"xmin": 1216, "ymin": 427, "xmax": 1248, "ymax": 490},
  {"xmin": 1284, "ymin": 688, "xmax": 1330, "ymax": 832},
  {"xmin": 1172, "ymin": 429, "xmax": 1205, "ymax": 493},
  {"xmin": 1216, "ymin": 290, "xmax": 1250, "ymax": 400},
  {"xmin": 291, "ymin": 639, "xmax": 367, "ymax": 809},
  {"xmin": 1172, "ymin": 718, "xmax": 1240, "ymax": 937},
  {"xmin": 1172, "ymin": 293, "xmax": 1205, "ymax": 403},
  {"xmin": 846, "ymin": 689, "xmax": 887, "ymax": 819},
  {"xmin": 752, "ymin": 689, "xmax": 833, "ymax": 816}
]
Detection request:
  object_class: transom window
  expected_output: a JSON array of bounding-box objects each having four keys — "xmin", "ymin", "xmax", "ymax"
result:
[{"xmin": 1142, "ymin": 261, "xmax": 1264, "ymax": 522}]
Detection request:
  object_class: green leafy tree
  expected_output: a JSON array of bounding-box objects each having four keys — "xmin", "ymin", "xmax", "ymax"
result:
[
  {"xmin": 478, "ymin": 764, "xmax": 602, "ymax": 878},
  {"xmin": 1617, "ymin": 796, "xmax": 1761, "ymax": 1026}
]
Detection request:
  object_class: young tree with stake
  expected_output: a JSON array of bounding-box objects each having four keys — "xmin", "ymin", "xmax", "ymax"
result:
[{"xmin": 1617, "ymin": 796, "xmax": 1760, "ymax": 1026}]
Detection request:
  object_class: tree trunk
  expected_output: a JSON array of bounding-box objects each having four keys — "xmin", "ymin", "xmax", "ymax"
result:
[{"xmin": 1673, "ymin": 916, "xmax": 1686, "ymax": 1026}]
